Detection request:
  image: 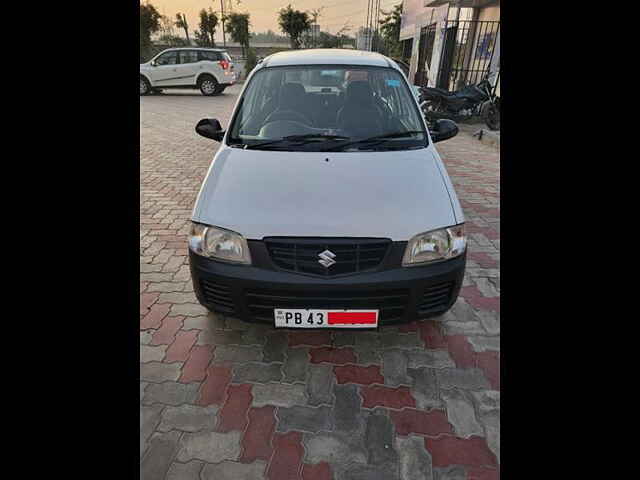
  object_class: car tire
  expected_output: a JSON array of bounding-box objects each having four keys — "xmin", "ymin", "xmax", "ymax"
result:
[
  {"xmin": 151, "ymin": 88, "xmax": 163, "ymax": 95},
  {"xmin": 213, "ymin": 85, "xmax": 226, "ymax": 95},
  {"xmin": 140, "ymin": 76, "xmax": 151, "ymax": 96},
  {"xmin": 198, "ymin": 75, "xmax": 219, "ymax": 96}
]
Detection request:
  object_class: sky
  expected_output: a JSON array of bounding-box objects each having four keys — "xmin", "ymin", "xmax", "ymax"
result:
[{"xmin": 147, "ymin": 0, "xmax": 401, "ymax": 42}]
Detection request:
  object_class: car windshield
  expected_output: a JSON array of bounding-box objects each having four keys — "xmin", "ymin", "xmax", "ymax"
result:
[{"xmin": 227, "ymin": 65, "xmax": 427, "ymax": 151}]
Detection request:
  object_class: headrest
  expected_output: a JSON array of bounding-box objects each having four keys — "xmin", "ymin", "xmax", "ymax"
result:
[
  {"xmin": 346, "ymin": 81, "xmax": 374, "ymax": 106},
  {"xmin": 279, "ymin": 83, "xmax": 306, "ymax": 109}
]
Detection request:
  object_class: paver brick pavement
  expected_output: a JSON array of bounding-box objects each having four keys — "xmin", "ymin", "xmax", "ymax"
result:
[{"xmin": 140, "ymin": 88, "xmax": 500, "ymax": 478}]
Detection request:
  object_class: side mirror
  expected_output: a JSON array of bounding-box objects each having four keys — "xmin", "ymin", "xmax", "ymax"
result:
[
  {"xmin": 431, "ymin": 119, "xmax": 458, "ymax": 143},
  {"xmin": 150, "ymin": 60, "xmax": 157, "ymax": 67},
  {"xmin": 195, "ymin": 118, "xmax": 225, "ymax": 142}
]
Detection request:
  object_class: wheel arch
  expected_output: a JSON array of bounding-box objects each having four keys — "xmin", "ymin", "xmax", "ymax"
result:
[
  {"xmin": 196, "ymin": 71, "xmax": 218, "ymax": 86},
  {"xmin": 140, "ymin": 72, "xmax": 152, "ymax": 86}
]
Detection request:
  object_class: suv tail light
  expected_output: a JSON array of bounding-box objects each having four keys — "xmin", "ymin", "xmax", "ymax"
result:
[{"xmin": 219, "ymin": 59, "xmax": 229, "ymax": 70}]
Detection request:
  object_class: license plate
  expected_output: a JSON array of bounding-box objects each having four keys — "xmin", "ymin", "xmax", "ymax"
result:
[{"xmin": 274, "ymin": 309, "xmax": 378, "ymax": 328}]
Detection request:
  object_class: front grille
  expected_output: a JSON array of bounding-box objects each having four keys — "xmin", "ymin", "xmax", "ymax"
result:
[
  {"xmin": 245, "ymin": 288, "xmax": 410, "ymax": 324},
  {"xmin": 200, "ymin": 280, "xmax": 235, "ymax": 313},
  {"xmin": 264, "ymin": 238, "xmax": 391, "ymax": 277},
  {"xmin": 417, "ymin": 282, "xmax": 454, "ymax": 315}
]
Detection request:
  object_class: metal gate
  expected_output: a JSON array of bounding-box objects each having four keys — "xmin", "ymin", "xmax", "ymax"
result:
[{"xmin": 437, "ymin": 19, "xmax": 500, "ymax": 91}]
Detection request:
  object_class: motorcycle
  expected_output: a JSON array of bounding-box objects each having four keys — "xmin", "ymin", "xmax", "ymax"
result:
[{"xmin": 418, "ymin": 77, "xmax": 500, "ymax": 131}]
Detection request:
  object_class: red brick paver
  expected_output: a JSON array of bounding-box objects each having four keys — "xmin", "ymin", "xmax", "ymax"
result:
[
  {"xmin": 267, "ymin": 431, "xmax": 305, "ymax": 480},
  {"xmin": 390, "ymin": 408, "xmax": 454, "ymax": 436},
  {"xmin": 289, "ymin": 331, "xmax": 332, "ymax": 347},
  {"xmin": 419, "ymin": 320, "xmax": 448, "ymax": 349},
  {"xmin": 309, "ymin": 347, "xmax": 357, "ymax": 365},
  {"xmin": 426, "ymin": 435, "xmax": 498, "ymax": 467},
  {"xmin": 150, "ymin": 315, "xmax": 183, "ymax": 345},
  {"xmin": 140, "ymin": 303, "xmax": 170, "ymax": 330},
  {"xmin": 334, "ymin": 365, "xmax": 384, "ymax": 385},
  {"xmin": 360, "ymin": 385, "xmax": 416, "ymax": 409},
  {"xmin": 476, "ymin": 351, "xmax": 501, "ymax": 390},
  {"xmin": 164, "ymin": 329, "xmax": 198, "ymax": 363},
  {"xmin": 197, "ymin": 364, "xmax": 231, "ymax": 406},
  {"xmin": 302, "ymin": 462, "xmax": 333, "ymax": 480},
  {"xmin": 179, "ymin": 345, "xmax": 213, "ymax": 383},
  {"xmin": 241, "ymin": 406, "xmax": 276, "ymax": 463},
  {"xmin": 216, "ymin": 383, "xmax": 253, "ymax": 432}
]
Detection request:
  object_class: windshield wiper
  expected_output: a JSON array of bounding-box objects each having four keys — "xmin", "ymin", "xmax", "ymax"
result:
[
  {"xmin": 243, "ymin": 134, "xmax": 349, "ymax": 150},
  {"xmin": 322, "ymin": 130, "xmax": 425, "ymax": 152},
  {"xmin": 283, "ymin": 134, "xmax": 350, "ymax": 141}
]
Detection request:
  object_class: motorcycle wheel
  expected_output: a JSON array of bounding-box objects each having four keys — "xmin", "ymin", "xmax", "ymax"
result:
[{"xmin": 483, "ymin": 104, "xmax": 500, "ymax": 131}]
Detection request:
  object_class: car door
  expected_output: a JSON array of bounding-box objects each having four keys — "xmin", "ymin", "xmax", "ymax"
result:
[
  {"xmin": 148, "ymin": 50, "xmax": 181, "ymax": 86},
  {"xmin": 197, "ymin": 50, "xmax": 223, "ymax": 83},
  {"xmin": 176, "ymin": 50, "xmax": 199, "ymax": 86}
]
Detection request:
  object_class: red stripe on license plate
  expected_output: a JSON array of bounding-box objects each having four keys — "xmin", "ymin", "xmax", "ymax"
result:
[{"xmin": 328, "ymin": 312, "xmax": 377, "ymax": 324}]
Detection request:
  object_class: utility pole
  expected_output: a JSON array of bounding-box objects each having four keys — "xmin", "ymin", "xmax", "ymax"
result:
[
  {"xmin": 374, "ymin": 0, "xmax": 381, "ymax": 52},
  {"xmin": 364, "ymin": 0, "xmax": 371, "ymax": 51},
  {"xmin": 220, "ymin": 0, "xmax": 226, "ymax": 47}
]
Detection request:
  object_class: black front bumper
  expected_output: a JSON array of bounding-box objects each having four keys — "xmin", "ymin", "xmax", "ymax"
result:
[{"xmin": 189, "ymin": 244, "xmax": 466, "ymax": 327}]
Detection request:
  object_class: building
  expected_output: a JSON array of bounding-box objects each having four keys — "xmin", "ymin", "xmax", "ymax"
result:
[
  {"xmin": 356, "ymin": 27, "xmax": 373, "ymax": 51},
  {"xmin": 400, "ymin": 0, "xmax": 500, "ymax": 95}
]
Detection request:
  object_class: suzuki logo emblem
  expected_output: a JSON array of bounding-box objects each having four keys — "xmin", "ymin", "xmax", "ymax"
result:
[{"xmin": 318, "ymin": 249, "xmax": 337, "ymax": 268}]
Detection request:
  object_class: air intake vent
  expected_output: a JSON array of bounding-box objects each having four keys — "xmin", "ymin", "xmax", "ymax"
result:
[
  {"xmin": 200, "ymin": 280, "xmax": 235, "ymax": 313},
  {"xmin": 417, "ymin": 282, "xmax": 454, "ymax": 315}
]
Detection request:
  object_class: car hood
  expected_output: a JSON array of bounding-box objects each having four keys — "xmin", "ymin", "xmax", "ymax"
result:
[{"xmin": 192, "ymin": 146, "xmax": 457, "ymax": 241}]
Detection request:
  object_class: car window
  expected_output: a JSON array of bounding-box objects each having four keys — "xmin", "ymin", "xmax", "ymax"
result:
[
  {"xmin": 155, "ymin": 51, "xmax": 178, "ymax": 65},
  {"xmin": 198, "ymin": 50, "xmax": 221, "ymax": 62},
  {"xmin": 228, "ymin": 65, "xmax": 427, "ymax": 152},
  {"xmin": 179, "ymin": 50, "xmax": 198, "ymax": 64}
]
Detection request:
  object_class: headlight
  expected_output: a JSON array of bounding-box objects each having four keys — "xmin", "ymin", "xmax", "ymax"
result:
[
  {"xmin": 402, "ymin": 224, "xmax": 466, "ymax": 266},
  {"xmin": 189, "ymin": 223, "xmax": 251, "ymax": 265}
]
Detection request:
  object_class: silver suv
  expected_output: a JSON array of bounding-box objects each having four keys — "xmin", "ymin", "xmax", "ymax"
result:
[{"xmin": 140, "ymin": 48, "xmax": 237, "ymax": 96}]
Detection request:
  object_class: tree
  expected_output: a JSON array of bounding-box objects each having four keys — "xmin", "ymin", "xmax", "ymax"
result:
[
  {"xmin": 159, "ymin": 34, "xmax": 188, "ymax": 47},
  {"xmin": 175, "ymin": 13, "xmax": 190, "ymax": 45},
  {"xmin": 379, "ymin": 3, "xmax": 403, "ymax": 58},
  {"xmin": 140, "ymin": 2, "xmax": 161, "ymax": 48},
  {"xmin": 277, "ymin": 5, "xmax": 311, "ymax": 49},
  {"xmin": 159, "ymin": 15, "xmax": 175, "ymax": 38},
  {"xmin": 195, "ymin": 8, "xmax": 218, "ymax": 47},
  {"xmin": 225, "ymin": 12, "xmax": 251, "ymax": 57},
  {"xmin": 300, "ymin": 9, "xmax": 322, "ymax": 49},
  {"xmin": 252, "ymin": 30, "xmax": 289, "ymax": 43},
  {"xmin": 317, "ymin": 31, "xmax": 337, "ymax": 49},
  {"xmin": 244, "ymin": 47, "xmax": 258, "ymax": 78}
]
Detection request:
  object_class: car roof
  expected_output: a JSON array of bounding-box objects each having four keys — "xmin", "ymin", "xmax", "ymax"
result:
[
  {"xmin": 260, "ymin": 49, "xmax": 397, "ymax": 69},
  {"xmin": 163, "ymin": 47, "xmax": 227, "ymax": 52}
]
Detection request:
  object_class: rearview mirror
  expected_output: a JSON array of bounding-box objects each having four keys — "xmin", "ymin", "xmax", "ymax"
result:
[
  {"xmin": 431, "ymin": 119, "xmax": 458, "ymax": 143},
  {"xmin": 196, "ymin": 118, "xmax": 225, "ymax": 142}
]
